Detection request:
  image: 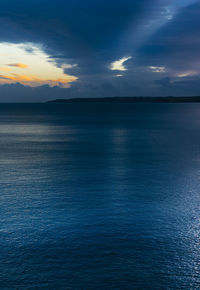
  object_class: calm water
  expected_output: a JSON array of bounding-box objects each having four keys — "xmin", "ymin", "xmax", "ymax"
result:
[{"xmin": 0, "ymin": 103, "xmax": 200, "ymax": 289}]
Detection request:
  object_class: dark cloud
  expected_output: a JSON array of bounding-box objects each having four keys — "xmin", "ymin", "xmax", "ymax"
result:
[
  {"xmin": 1, "ymin": 75, "xmax": 200, "ymax": 103},
  {"xmin": 139, "ymin": 1, "xmax": 200, "ymax": 72},
  {"xmin": 155, "ymin": 77, "xmax": 171, "ymax": 87},
  {"xmin": 0, "ymin": 0, "xmax": 200, "ymax": 100},
  {"xmin": 153, "ymin": 76, "xmax": 200, "ymax": 96},
  {"xmin": 0, "ymin": 1, "xmax": 170, "ymax": 67}
]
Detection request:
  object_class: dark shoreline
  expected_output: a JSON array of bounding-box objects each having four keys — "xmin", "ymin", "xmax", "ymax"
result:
[{"xmin": 48, "ymin": 96, "xmax": 200, "ymax": 103}]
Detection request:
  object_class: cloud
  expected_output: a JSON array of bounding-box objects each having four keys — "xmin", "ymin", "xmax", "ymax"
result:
[
  {"xmin": 138, "ymin": 1, "xmax": 200, "ymax": 76},
  {"xmin": 0, "ymin": 73, "xmax": 77, "ymax": 87},
  {"xmin": 8, "ymin": 63, "xmax": 28, "ymax": 68},
  {"xmin": 0, "ymin": 83, "xmax": 69, "ymax": 102},
  {"xmin": 177, "ymin": 71, "xmax": 196, "ymax": 78},
  {"xmin": 0, "ymin": 1, "xmax": 172, "ymax": 74},
  {"xmin": 149, "ymin": 66, "xmax": 166, "ymax": 73},
  {"xmin": 154, "ymin": 77, "xmax": 171, "ymax": 87},
  {"xmin": 0, "ymin": 67, "xmax": 11, "ymax": 72},
  {"xmin": 110, "ymin": 57, "xmax": 132, "ymax": 71},
  {"xmin": 0, "ymin": 0, "xmax": 199, "ymax": 100},
  {"xmin": 0, "ymin": 43, "xmax": 78, "ymax": 88}
]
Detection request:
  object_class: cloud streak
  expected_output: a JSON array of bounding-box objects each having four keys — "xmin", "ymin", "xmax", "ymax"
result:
[
  {"xmin": 0, "ymin": 73, "xmax": 77, "ymax": 87},
  {"xmin": 8, "ymin": 63, "xmax": 28, "ymax": 68}
]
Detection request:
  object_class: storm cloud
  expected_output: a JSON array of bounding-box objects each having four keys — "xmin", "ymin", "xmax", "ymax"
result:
[{"xmin": 0, "ymin": 0, "xmax": 199, "ymax": 101}]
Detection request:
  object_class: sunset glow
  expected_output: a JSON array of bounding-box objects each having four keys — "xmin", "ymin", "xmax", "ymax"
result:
[{"xmin": 0, "ymin": 43, "xmax": 77, "ymax": 87}]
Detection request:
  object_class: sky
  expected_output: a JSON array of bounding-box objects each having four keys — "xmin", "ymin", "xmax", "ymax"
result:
[{"xmin": 0, "ymin": 0, "xmax": 200, "ymax": 102}]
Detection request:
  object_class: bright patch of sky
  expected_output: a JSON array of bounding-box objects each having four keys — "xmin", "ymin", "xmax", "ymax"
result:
[
  {"xmin": 0, "ymin": 43, "xmax": 77, "ymax": 87},
  {"xmin": 177, "ymin": 71, "xmax": 196, "ymax": 78},
  {"xmin": 110, "ymin": 56, "xmax": 132, "ymax": 71},
  {"xmin": 149, "ymin": 66, "xmax": 166, "ymax": 73}
]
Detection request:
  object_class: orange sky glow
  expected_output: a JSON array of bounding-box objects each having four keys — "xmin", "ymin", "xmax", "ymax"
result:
[{"xmin": 0, "ymin": 43, "xmax": 78, "ymax": 88}]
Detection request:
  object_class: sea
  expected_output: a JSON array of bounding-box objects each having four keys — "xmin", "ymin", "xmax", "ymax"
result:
[{"xmin": 0, "ymin": 103, "xmax": 200, "ymax": 289}]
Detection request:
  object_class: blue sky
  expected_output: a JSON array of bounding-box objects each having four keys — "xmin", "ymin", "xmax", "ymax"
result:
[{"xmin": 0, "ymin": 0, "xmax": 199, "ymax": 101}]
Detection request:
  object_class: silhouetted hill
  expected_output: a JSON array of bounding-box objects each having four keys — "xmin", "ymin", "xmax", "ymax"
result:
[{"xmin": 48, "ymin": 97, "xmax": 200, "ymax": 103}]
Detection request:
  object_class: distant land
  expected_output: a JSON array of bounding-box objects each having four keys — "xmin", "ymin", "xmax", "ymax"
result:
[{"xmin": 48, "ymin": 97, "xmax": 200, "ymax": 103}]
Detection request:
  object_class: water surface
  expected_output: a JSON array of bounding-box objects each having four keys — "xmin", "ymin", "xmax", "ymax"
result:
[{"xmin": 0, "ymin": 103, "xmax": 200, "ymax": 289}]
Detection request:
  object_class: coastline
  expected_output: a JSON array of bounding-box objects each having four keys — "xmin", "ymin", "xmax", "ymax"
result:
[{"xmin": 47, "ymin": 96, "xmax": 200, "ymax": 103}]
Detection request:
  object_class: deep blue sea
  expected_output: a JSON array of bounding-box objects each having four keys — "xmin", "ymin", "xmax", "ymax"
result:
[{"xmin": 0, "ymin": 103, "xmax": 200, "ymax": 289}]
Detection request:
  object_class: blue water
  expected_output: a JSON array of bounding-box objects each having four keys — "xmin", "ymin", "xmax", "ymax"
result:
[{"xmin": 0, "ymin": 103, "xmax": 200, "ymax": 289}]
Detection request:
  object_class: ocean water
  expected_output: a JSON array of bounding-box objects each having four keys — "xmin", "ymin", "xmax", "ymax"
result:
[{"xmin": 0, "ymin": 103, "xmax": 200, "ymax": 289}]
